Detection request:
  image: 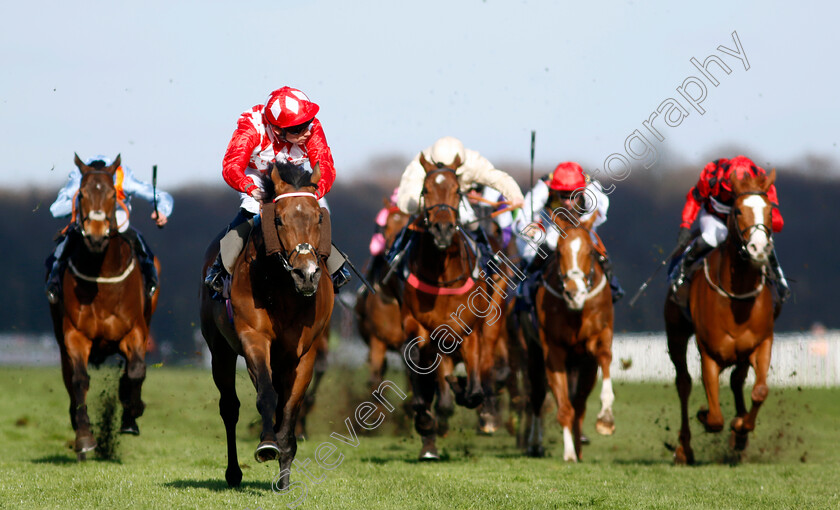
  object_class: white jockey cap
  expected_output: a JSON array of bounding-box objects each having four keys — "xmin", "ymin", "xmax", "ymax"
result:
[{"xmin": 428, "ymin": 136, "xmax": 465, "ymax": 167}]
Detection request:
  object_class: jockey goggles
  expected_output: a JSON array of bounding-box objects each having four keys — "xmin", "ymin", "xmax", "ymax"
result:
[{"xmin": 283, "ymin": 120, "xmax": 312, "ymax": 135}]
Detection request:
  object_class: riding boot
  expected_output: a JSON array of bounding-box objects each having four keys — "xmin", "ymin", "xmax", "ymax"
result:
[
  {"xmin": 597, "ymin": 253, "xmax": 625, "ymax": 303},
  {"xmin": 768, "ymin": 247, "xmax": 791, "ymax": 304},
  {"xmin": 469, "ymin": 226, "xmax": 496, "ymax": 268},
  {"xmin": 45, "ymin": 230, "xmax": 74, "ymax": 304},
  {"xmin": 516, "ymin": 251, "xmax": 549, "ymax": 308},
  {"xmin": 670, "ymin": 237, "xmax": 714, "ymax": 294},
  {"xmin": 124, "ymin": 228, "xmax": 159, "ymax": 298},
  {"xmin": 204, "ymin": 253, "xmax": 228, "ymax": 295},
  {"xmin": 326, "ymin": 244, "xmax": 352, "ymax": 293}
]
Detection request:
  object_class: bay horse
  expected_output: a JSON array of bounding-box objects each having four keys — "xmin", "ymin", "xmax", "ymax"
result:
[
  {"xmin": 400, "ymin": 153, "xmax": 504, "ymax": 459},
  {"xmin": 199, "ymin": 161, "xmax": 333, "ymax": 489},
  {"xmin": 355, "ymin": 200, "xmax": 409, "ymax": 392},
  {"xmin": 48, "ymin": 154, "xmax": 159, "ymax": 459},
  {"xmin": 665, "ymin": 169, "xmax": 779, "ymax": 464},
  {"xmin": 524, "ymin": 213, "xmax": 615, "ymax": 461}
]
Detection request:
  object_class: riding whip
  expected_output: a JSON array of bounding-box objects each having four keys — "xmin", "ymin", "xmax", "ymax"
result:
[
  {"xmin": 529, "ymin": 130, "xmax": 535, "ymax": 222},
  {"xmin": 628, "ymin": 243, "xmax": 687, "ymax": 307},
  {"xmin": 152, "ymin": 165, "xmax": 162, "ymax": 229}
]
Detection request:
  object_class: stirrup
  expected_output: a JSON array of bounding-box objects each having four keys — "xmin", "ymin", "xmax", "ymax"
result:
[
  {"xmin": 331, "ymin": 266, "xmax": 352, "ymax": 293},
  {"xmin": 204, "ymin": 261, "xmax": 228, "ymax": 294},
  {"xmin": 45, "ymin": 281, "xmax": 61, "ymax": 305}
]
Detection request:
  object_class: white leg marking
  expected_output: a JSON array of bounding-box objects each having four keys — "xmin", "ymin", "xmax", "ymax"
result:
[{"xmin": 563, "ymin": 426, "xmax": 577, "ymax": 462}]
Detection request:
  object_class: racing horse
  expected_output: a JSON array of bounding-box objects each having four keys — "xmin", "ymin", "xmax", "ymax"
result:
[
  {"xmin": 48, "ymin": 154, "xmax": 159, "ymax": 459},
  {"xmin": 398, "ymin": 153, "xmax": 505, "ymax": 459},
  {"xmin": 665, "ymin": 169, "xmax": 779, "ymax": 464},
  {"xmin": 199, "ymin": 161, "xmax": 334, "ymax": 488},
  {"xmin": 524, "ymin": 213, "xmax": 615, "ymax": 461},
  {"xmin": 355, "ymin": 199, "xmax": 409, "ymax": 392}
]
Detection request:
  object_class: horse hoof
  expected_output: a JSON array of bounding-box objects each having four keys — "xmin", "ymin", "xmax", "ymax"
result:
[
  {"xmin": 563, "ymin": 452, "xmax": 578, "ymax": 463},
  {"xmin": 696, "ymin": 409, "xmax": 723, "ymax": 433},
  {"xmin": 674, "ymin": 445, "xmax": 694, "ymax": 465},
  {"xmin": 580, "ymin": 434, "xmax": 591, "ymax": 445},
  {"xmin": 75, "ymin": 435, "xmax": 97, "ymax": 454},
  {"xmin": 76, "ymin": 452, "xmax": 87, "ymax": 462},
  {"xmin": 419, "ymin": 448, "xmax": 440, "ymax": 461},
  {"xmin": 596, "ymin": 419, "xmax": 615, "ymax": 436},
  {"xmin": 729, "ymin": 430, "xmax": 749, "ymax": 451},
  {"xmin": 225, "ymin": 466, "xmax": 243, "ymax": 487},
  {"xmin": 120, "ymin": 426, "xmax": 140, "ymax": 436},
  {"xmin": 526, "ymin": 445, "xmax": 545, "ymax": 458},
  {"xmin": 477, "ymin": 423, "xmax": 497, "ymax": 436},
  {"xmin": 255, "ymin": 441, "xmax": 281, "ymax": 463}
]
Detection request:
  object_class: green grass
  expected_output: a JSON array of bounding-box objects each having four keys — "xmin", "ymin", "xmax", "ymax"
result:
[{"xmin": 0, "ymin": 365, "xmax": 838, "ymax": 509}]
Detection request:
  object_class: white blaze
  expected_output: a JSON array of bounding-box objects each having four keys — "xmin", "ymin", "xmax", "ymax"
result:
[{"xmin": 743, "ymin": 195, "xmax": 770, "ymax": 260}]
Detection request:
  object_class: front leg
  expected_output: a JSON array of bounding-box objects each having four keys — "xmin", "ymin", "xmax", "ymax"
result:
[
  {"xmin": 118, "ymin": 326, "xmax": 148, "ymax": 435},
  {"xmin": 240, "ymin": 328, "xmax": 280, "ymax": 462},
  {"xmin": 274, "ymin": 342, "xmax": 319, "ymax": 491},
  {"xmin": 60, "ymin": 327, "xmax": 96, "ymax": 457}
]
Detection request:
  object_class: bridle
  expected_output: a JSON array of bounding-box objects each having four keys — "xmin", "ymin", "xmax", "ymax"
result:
[
  {"xmin": 78, "ymin": 170, "xmax": 118, "ymax": 238},
  {"xmin": 542, "ymin": 225, "xmax": 606, "ymax": 301},
  {"xmin": 730, "ymin": 190, "xmax": 773, "ymax": 261},
  {"xmin": 271, "ymin": 191, "xmax": 322, "ymax": 272},
  {"xmin": 420, "ymin": 167, "xmax": 462, "ymax": 227}
]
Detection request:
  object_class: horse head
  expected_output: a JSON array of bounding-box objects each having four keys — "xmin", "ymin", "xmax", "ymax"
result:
[
  {"xmin": 267, "ymin": 161, "xmax": 324, "ymax": 296},
  {"xmin": 75, "ymin": 153, "xmax": 120, "ymax": 253},
  {"xmin": 729, "ymin": 168, "xmax": 776, "ymax": 266},
  {"xmin": 418, "ymin": 152, "xmax": 462, "ymax": 250},
  {"xmin": 383, "ymin": 202, "xmax": 409, "ymax": 252},
  {"xmin": 553, "ymin": 213, "xmax": 600, "ymax": 311}
]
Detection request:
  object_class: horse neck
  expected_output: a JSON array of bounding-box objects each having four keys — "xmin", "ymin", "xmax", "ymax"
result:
[
  {"xmin": 413, "ymin": 230, "xmax": 469, "ymax": 282},
  {"xmin": 71, "ymin": 233, "xmax": 132, "ymax": 275},
  {"xmin": 718, "ymin": 233, "xmax": 764, "ymax": 294}
]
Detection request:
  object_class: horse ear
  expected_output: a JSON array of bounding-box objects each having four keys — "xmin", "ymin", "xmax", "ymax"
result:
[
  {"xmin": 108, "ymin": 154, "xmax": 121, "ymax": 176},
  {"xmin": 269, "ymin": 162, "xmax": 283, "ymax": 192},
  {"xmin": 763, "ymin": 168, "xmax": 776, "ymax": 191},
  {"xmin": 729, "ymin": 173, "xmax": 745, "ymax": 195},
  {"xmin": 451, "ymin": 154, "xmax": 463, "ymax": 169},
  {"xmin": 418, "ymin": 152, "xmax": 436, "ymax": 173},
  {"xmin": 311, "ymin": 162, "xmax": 321, "ymax": 186},
  {"xmin": 74, "ymin": 153, "xmax": 87, "ymax": 173}
]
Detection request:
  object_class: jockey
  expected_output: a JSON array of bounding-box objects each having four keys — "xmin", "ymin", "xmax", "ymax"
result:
[
  {"xmin": 513, "ymin": 161, "xmax": 623, "ymax": 303},
  {"xmin": 389, "ymin": 136, "xmax": 524, "ymax": 267},
  {"xmin": 670, "ymin": 155, "xmax": 790, "ymax": 302},
  {"xmin": 204, "ymin": 86, "xmax": 350, "ymax": 295},
  {"xmin": 45, "ymin": 155, "xmax": 172, "ymax": 303}
]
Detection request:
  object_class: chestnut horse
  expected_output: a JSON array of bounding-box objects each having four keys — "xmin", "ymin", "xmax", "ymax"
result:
[
  {"xmin": 400, "ymin": 154, "xmax": 505, "ymax": 459},
  {"xmin": 665, "ymin": 169, "xmax": 779, "ymax": 464},
  {"xmin": 48, "ymin": 154, "xmax": 159, "ymax": 459},
  {"xmin": 355, "ymin": 201, "xmax": 409, "ymax": 391},
  {"xmin": 199, "ymin": 162, "xmax": 334, "ymax": 488},
  {"xmin": 524, "ymin": 214, "xmax": 615, "ymax": 461}
]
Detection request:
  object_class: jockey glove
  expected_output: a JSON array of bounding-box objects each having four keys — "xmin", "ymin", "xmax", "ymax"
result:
[{"xmin": 676, "ymin": 227, "xmax": 692, "ymax": 248}]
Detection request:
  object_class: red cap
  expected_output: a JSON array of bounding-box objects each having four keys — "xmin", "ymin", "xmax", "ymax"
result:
[{"xmin": 548, "ymin": 162, "xmax": 587, "ymax": 191}]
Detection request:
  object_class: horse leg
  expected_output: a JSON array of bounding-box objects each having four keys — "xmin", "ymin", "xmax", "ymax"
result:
[
  {"xmin": 296, "ymin": 341, "xmax": 328, "ymax": 440},
  {"xmin": 459, "ymin": 332, "xmax": 485, "ymax": 409},
  {"xmin": 571, "ymin": 358, "xmax": 598, "ymax": 460},
  {"xmin": 241, "ymin": 334, "xmax": 280, "ymax": 463},
  {"xmin": 666, "ymin": 300, "xmax": 695, "ymax": 465},
  {"xmin": 368, "ymin": 335, "xmax": 388, "ymax": 391},
  {"xmin": 733, "ymin": 337, "xmax": 772, "ymax": 451},
  {"xmin": 697, "ymin": 352, "xmax": 724, "ymax": 432},
  {"xmin": 545, "ymin": 345, "xmax": 576, "ymax": 462},
  {"xmin": 477, "ymin": 330, "xmax": 500, "ymax": 435},
  {"xmin": 434, "ymin": 358, "xmax": 454, "ymax": 437},
  {"xmin": 274, "ymin": 345, "xmax": 318, "ymax": 491},
  {"xmin": 118, "ymin": 327, "xmax": 147, "ymax": 435},
  {"xmin": 727, "ymin": 361, "xmax": 750, "ymax": 450},
  {"xmin": 208, "ymin": 332, "xmax": 242, "ymax": 487},
  {"xmin": 60, "ymin": 329, "xmax": 96, "ymax": 457},
  {"xmin": 593, "ymin": 328, "xmax": 615, "ymax": 436},
  {"xmin": 524, "ymin": 315, "xmax": 546, "ymax": 457},
  {"xmin": 402, "ymin": 321, "xmax": 440, "ymax": 460}
]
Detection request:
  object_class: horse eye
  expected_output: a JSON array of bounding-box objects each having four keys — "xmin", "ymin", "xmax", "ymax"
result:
[{"xmin": 274, "ymin": 216, "xmax": 283, "ymax": 227}]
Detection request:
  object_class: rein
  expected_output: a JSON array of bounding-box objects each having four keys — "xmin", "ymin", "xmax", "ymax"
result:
[
  {"xmin": 703, "ymin": 258, "xmax": 767, "ymax": 300},
  {"xmin": 263, "ymin": 190, "xmax": 321, "ymax": 272}
]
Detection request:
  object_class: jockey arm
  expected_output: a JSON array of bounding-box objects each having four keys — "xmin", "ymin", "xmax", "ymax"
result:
[
  {"xmin": 120, "ymin": 164, "xmax": 174, "ymax": 219},
  {"xmin": 459, "ymin": 149, "xmax": 525, "ymax": 207},
  {"xmin": 49, "ymin": 169, "xmax": 82, "ymax": 218},
  {"xmin": 679, "ymin": 163, "xmax": 715, "ymax": 229},
  {"xmin": 222, "ymin": 114, "xmax": 263, "ymax": 196},
  {"xmin": 303, "ymin": 119, "xmax": 336, "ymax": 198},
  {"xmin": 396, "ymin": 157, "xmax": 426, "ymax": 215}
]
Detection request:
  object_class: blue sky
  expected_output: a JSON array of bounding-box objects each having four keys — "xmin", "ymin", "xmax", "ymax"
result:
[{"xmin": 1, "ymin": 0, "xmax": 837, "ymax": 189}]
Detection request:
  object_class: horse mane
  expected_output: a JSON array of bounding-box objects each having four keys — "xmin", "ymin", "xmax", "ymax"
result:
[
  {"xmin": 261, "ymin": 161, "xmax": 318, "ymax": 198},
  {"xmin": 87, "ymin": 160, "xmax": 107, "ymax": 170}
]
